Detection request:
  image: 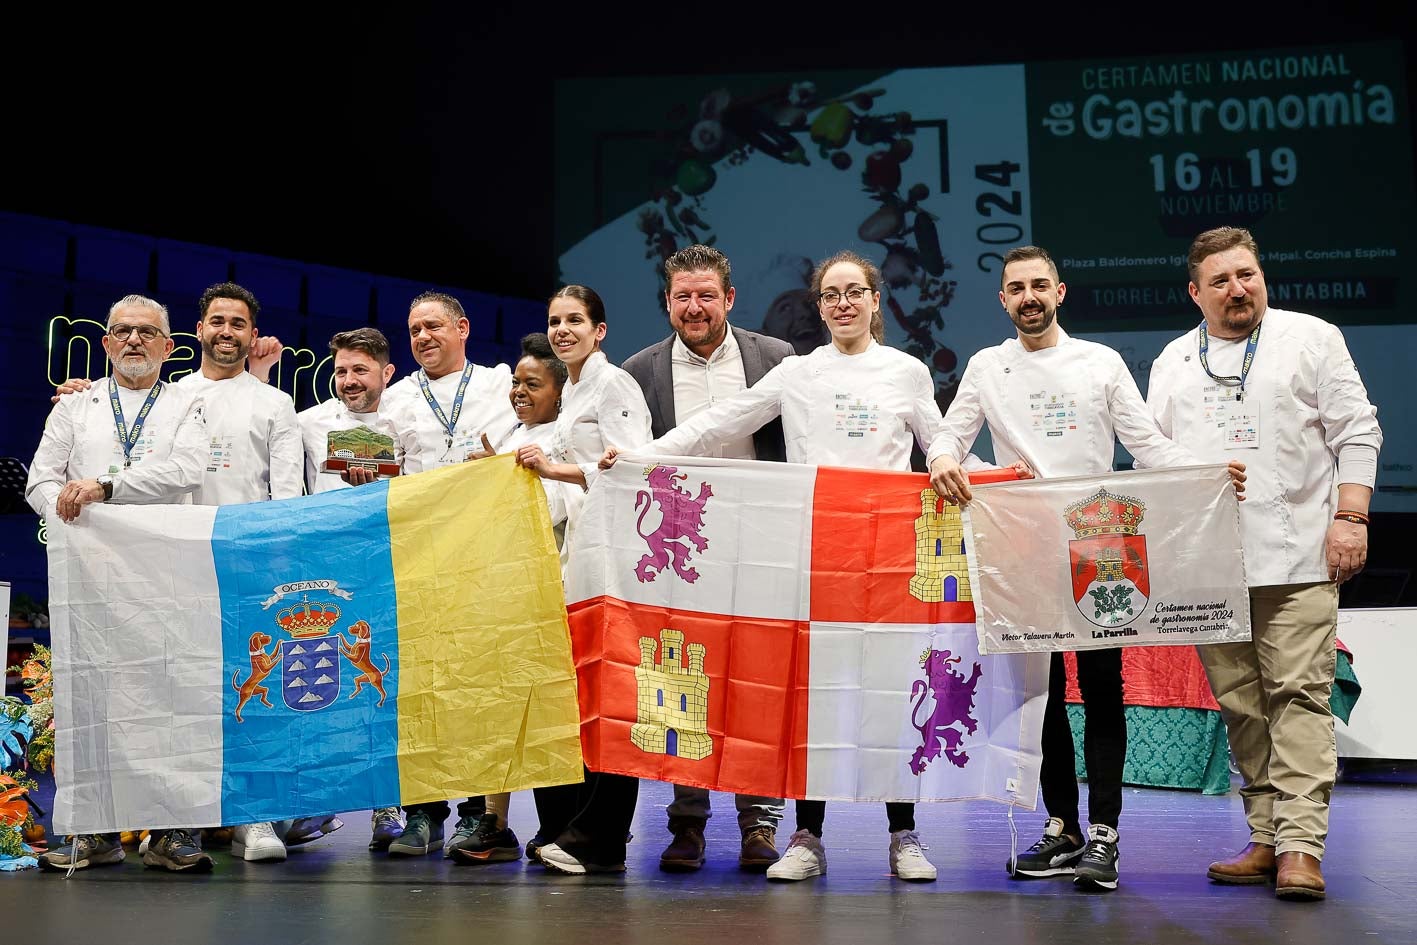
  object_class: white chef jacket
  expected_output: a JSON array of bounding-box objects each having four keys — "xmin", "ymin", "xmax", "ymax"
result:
[
  {"xmin": 296, "ymin": 398, "xmax": 400, "ymax": 494},
  {"xmin": 25, "ymin": 379, "xmax": 209, "ymax": 515},
  {"xmin": 383, "ymin": 361, "xmax": 518, "ymax": 475},
  {"xmin": 926, "ymin": 328, "xmax": 1195, "ymax": 478},
  {"xmin": 551, "ymin": 351, "xmax": 652, "ymax": 475},
  {"xmin": 177, "ymin": 371, "xmax": 303, "ymax": 505},
  {"xmin": 670, "ymin": 331, "xmax": 756, "ymax": 460},
  {"xmin": 1146, "ymin": 307, "xmax": 1382, "ymax": 587},
  {"xmin": 505, "ymin": 420, "xmax": 582, "ymax": 538},
  {"xmin": 649, "ymin": 341, "xmax": 940, "ymax": 471}
]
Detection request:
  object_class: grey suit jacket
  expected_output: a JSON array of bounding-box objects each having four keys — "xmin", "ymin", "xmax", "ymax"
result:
[{"xmin": 621, "ymin": 326, "xmax": 794, "ymax": 463}]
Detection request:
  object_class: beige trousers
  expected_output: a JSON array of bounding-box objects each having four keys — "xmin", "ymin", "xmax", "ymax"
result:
[{"xmin": 1196, "ymin": 581, "xmax": 1338, "ymax": 860}]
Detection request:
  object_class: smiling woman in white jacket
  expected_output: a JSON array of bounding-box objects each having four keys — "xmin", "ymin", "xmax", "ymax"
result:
[{"xmin": 515, "ymin": 284, "xmax": 652, "ymax": 875}]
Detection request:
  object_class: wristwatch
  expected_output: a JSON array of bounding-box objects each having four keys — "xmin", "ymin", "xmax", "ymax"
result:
[{"xmin": 97, "ymin": 474, "xmax": 114, "ymax": 501}]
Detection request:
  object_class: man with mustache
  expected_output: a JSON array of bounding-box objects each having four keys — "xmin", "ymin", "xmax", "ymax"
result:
[
  {"xmin": 1146, "ymin": 227, "xmax": 1381, "ymax": 901},
  {"xmin": 26, "ymin": 294, "xmax": 210, "ymax": 871},
  {"xmin": 927, "ymin": 246, "xmax": 1244, "ymax": 893},
  {"xmin": 620, "ymin": 244, "xmax": 794, "ymax": 873},
  {"xmin": 377, "ymin": 291, "xmax": 518, "ymax": 859}
]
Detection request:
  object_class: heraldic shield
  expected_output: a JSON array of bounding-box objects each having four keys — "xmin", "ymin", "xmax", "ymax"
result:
[
  {"xmin": 1069, "ymin": 535, "xmax": 1150, "ymax": 628},
  {"xmin": 1064, "ymin": 488, "xmax": 1150, "ymax": 629},
  {"xmin": 278, "ymin": 597, "xmax": 342, "ymax": 711}
]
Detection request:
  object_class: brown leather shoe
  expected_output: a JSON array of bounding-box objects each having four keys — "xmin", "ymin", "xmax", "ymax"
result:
[
  {"xmin": 1206, "ymin": 842, "xmax": 1276, "ymax": 884},
  {"xmin": 739, "ymin": 826, "xmax": 780, "ymax": 870},
  {"xmin": 1275, "ymin": 851, "xmax": 1325, "ymax": 901},
  {"xmin": 659, "ymin": 817, "xmax": 706, "ymax": 871}
]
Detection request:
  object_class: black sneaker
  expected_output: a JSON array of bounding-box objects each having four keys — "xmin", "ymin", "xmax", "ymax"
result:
[
  {"xmin": 525, "ymin": 832, "xmax": 552, "ymax": 864},
  {"xmin": 39, "ymin": 833, "xmax": 125, "ymax": 872},
  {"xmin": 449, "ymin": 812, "xmax": 522, "ymax": 864},
  {"xmin": 1073, "ymin": 824, "xmax": 1120, "ymax": 891},
  {"xmin": 369, "ymin": 807, "xmax": 405, "ymax": 851},
  {"xmin": 1008, "ymin": 817, "xmax": 1085, "ymax": 877},
  {"xmin": 387, "ymin": 810, "xmax": 444, "ymax": 856},
  {"xmin": 142, "ymin": 829, "xmax": 215, "ymax": 872}
]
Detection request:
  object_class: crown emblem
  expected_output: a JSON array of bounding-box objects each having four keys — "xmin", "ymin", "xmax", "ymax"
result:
[
  {"xmin": 1064, "ymin": 489, "xmax": 1146, "ymax": 539},
  {"xmin": 276, "ymin": 595, "xmax": 342, "ymax": 638}
]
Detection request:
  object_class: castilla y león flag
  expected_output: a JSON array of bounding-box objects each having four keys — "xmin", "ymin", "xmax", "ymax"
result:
[{"xmin": 566, "ymin": 457, "xmax": 1048, "ymax": 805}]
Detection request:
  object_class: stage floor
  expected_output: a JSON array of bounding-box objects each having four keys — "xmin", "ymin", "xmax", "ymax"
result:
[{"xmin": 3, "ymin": 778, "xmax": 1414, "ymax": 944}]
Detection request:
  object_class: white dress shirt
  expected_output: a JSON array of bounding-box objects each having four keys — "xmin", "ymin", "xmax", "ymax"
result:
[
  {"xmin": 177, "ymin": 371, "xmax": 304, "ymax": 505},
  {"xmin": 25, "ymin": 380, "xmax": 209, "ymax": 515},
  {"xmin": 926, "ymin": 328, "xmax": 1195, "ymax": 478},
  {"xmin": 551, "ymin": 351, "xmax": 653, "ymax": 475},
  {"xmin": 670, "ymin": 331, "xmax": 756, "ymax": 460},
  {"xmin": 296, "ymin": 398, "xmax": 400, "ymax": 494},
  {"xmin": 383, "ymin": 362, "xmax": 518, "ymax": 475},
  {"xmin": 1147, "ymin": 307, "xmax": 1382, "ymax": 586},
  {"xmin": 649, "ymin": 341, "xmax": 940, "ymax": 472}
]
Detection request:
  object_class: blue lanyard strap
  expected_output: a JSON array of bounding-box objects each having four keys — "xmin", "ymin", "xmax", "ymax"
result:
[
  {"xmin": 416, "ymin": 362, "xmax": 474, "ymax": 445},
  {"xmin": 109, "ymin": 377, "xmax": 164, "ymax": 467},
  {"xmin": 1197, "ymin": 322, "xmax": 1261, "ymax": 400}
]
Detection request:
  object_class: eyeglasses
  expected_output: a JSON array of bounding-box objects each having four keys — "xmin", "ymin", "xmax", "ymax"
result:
[
  {"xmin": 108, "ymin": 324, "xmax": 167, "ymax": 342},
  {"xmin": 817, "ymin": 286, "xmax": 873, "ymax": 308}
]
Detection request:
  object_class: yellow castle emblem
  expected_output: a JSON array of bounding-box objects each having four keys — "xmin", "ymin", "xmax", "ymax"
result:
[
  {"xmin": 908, "ymin": 488, "xmax": 972, "ymax": 603},
  {"xmin": 631, "ymin": 629, "xmax": 712, "ymax": 760}
]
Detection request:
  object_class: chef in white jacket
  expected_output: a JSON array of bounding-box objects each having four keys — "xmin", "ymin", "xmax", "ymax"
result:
[
  {"xmin": 926, "ymin": 245, "xmax": 1244, "ymax": 894},
  {"xmin": 297, "ymin": 328, "xmax": 400, "ymax": 495},
  {"xmin": 26, "ymin": 294, "xmax": 208, "ymax": 873},
  {"xmin": 382, "ymin": 291, "xmax": 518, "ymax": 475},
  {"xmin": 1146, "ymin": 226, "xmax": 1381, "ymax": 901},
  {"xmin": 176, "ymin": 283, "xmax": 304, "ymax": 507}
]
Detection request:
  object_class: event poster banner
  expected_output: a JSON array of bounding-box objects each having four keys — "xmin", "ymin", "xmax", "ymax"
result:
[
  {"xmin": 554, "ymin": 40, "xmax": 1414, "ymax": 511},
  {"xmin": 963, "ymin": 465, "xmax": 1250, "ymax": 655}
]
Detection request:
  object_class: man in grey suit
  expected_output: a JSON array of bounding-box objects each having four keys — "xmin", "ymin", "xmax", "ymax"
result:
[{"xmin": 622, "ymin": 244, "xmax": 794, "ymax": 872}]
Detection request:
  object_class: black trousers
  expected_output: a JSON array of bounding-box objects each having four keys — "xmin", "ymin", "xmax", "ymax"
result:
[
  {"xmin": 402, "ymin": 797, "xmax": 486, "ymax": 822},
  {"xmin": 795, "ymin": 800, "xmax": 915, "ymax": 837},
  {"xmin": 533, "ymin": 767, "xmax": 638, "ymax": 866},
  {"xmin": 1040, "ymin": 649, "xmax": 1125, "ymax": 834}
]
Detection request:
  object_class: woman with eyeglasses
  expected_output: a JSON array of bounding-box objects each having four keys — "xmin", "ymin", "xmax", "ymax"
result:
[
  {"xmin": 515, "ymin": 284, "xmax": 653, "ymax": 875},
  {"xmin": 600, "ymin": 249, "xmax": 952, "ymax": 883}
]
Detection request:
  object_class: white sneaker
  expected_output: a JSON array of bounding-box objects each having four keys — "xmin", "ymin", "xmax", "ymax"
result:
[
  {"xmin": 538, "ymin": 842, "xmax": 587, "ymax": 875},
  {"xmin": 232, "ymin": 821, "xmax": 288, "ymax": 862},
  {"xmin": 766, "ymin": 829, "xmax": 826, "ymax": 881},
  {"xmin": 889, "ymin": 829, "xmax": 937, "ymax": 881}
]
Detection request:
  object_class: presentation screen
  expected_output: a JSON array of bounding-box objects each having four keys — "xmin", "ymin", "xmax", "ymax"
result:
[{"xmin": 554, "ymin": 41, "xmax": 1413, "ymax": 510}]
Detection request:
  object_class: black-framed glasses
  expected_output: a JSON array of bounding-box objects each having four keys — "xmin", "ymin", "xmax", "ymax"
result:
[
  {"xmin": 818, "ymin": 286, "xmax": 872, "ymax": 308},
  {"xmin": 108, "ymin": 324, "xmax": 167, "ymax": 342}
]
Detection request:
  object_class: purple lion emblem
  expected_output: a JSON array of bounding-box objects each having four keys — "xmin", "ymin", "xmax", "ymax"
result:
[
  {"xmin": 634, "ymin": 464, "xmax": 714, "ymax": 583},
  {"xmin": 908, "ymin": 648, "xmax": 982, "ymax": 774}
]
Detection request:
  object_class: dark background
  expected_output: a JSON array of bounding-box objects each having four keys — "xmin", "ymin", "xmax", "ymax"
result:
[{"xmin": 6, "ymin": 6, "xmax": 1416, "ymax": 301}]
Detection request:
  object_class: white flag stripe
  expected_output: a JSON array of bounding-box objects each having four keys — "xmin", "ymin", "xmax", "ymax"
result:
[
  {"xmin": 568, "ymin": 455, "xmax": 815, "ymax": 621},
  {"xmin": 965, "ymin": 464, "xmax": 1250, "ymax": 654},
  {"xmin": 49, "ymin": 504, "xmax": 225, "ymax": 834},
  {"xmin": 804, "ymin": 621, "xmax": 1046, "ymax": 804}
]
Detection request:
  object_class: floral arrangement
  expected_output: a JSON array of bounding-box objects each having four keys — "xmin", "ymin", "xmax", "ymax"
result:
[{"xmin": 1, "ymin": 644, "xmax": 54, "ymax": 869}]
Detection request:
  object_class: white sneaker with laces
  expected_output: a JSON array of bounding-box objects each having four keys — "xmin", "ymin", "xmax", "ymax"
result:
[
  {"xmin": 538, "ymin": 842, "xmax": 587, "ymax": 875},
  {"xmin": 233, "ymin": 821, "xmax": 288, "ymax": 862},
  {"xmin": 765, "ymin": 829, "xmax": 826, "ymax": 881},
  {"xmin": 889, "ymin": 829, "xmax": 937, "ymax": 881}
]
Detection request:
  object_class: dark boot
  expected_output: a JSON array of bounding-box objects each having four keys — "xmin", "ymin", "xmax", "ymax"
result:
[{"xmin": 659, "ymin": 816, "xmax": 706, "ymax": 871}]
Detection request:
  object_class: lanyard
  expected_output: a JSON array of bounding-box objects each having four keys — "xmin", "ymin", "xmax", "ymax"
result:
[
  {"xmin": 1197, "ymin": 322, "xmax": 1260, "ymax": 401},
  {"xmin": 417, "ymin": 362, "xmax": 473, "ymax": 447},
  {"xmin": 109, "ymin": 377, "xmax": 164, "ymax": 468}
]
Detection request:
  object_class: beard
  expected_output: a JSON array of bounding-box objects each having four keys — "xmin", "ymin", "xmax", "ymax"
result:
[
  {"xmin": 1219, "ymin": 300, "xmax": 1262, "ymax": 335},
  {"xmin": 675, "ymin": 318, "xmax": 727, "ymax": 352},
  {"xmin": 1010, "ymin": 303, "xmax": 1056, "ymax": 336},
  {"xmin": 339, "ymin": 386, "xmax": 379, "ymax": 413},
  {"xmin": 201, "ymin": 335, "xmax": 247, "ymax": 365},
  {"xmin": 113, "ymin": 352, "xmax": 159, "ymax": 380}
]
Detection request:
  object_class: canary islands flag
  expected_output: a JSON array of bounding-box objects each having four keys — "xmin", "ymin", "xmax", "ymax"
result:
[
  {"xmin": 45, "ymin": 456, "xmax": 582, "ymax": 834},
  {"xmin": 566, "ymin": 457, "xmax": 1048, "ymax": 805}
]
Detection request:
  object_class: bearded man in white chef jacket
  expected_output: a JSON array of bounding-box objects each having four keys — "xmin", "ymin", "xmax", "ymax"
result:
[
  {"xmin": 927, "ymin": 245, "xmax": 1246, "ymax": 894},
  {"xmin": 1146, "ymin": 226, "xmax": 1381, "ymax": 902}
]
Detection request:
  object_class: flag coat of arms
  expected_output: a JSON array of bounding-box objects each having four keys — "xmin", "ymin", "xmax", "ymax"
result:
[
  {"xmin": 566, "ymin": 457, "xmax": 1048, "ymax": 805},
  {"xmin": 963, "ymin": 464, "xmax": 1251, "ymax": 654},
  {"xmin": 46, "ymin": 456, "xmax": 583, "ymax": 834}
]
